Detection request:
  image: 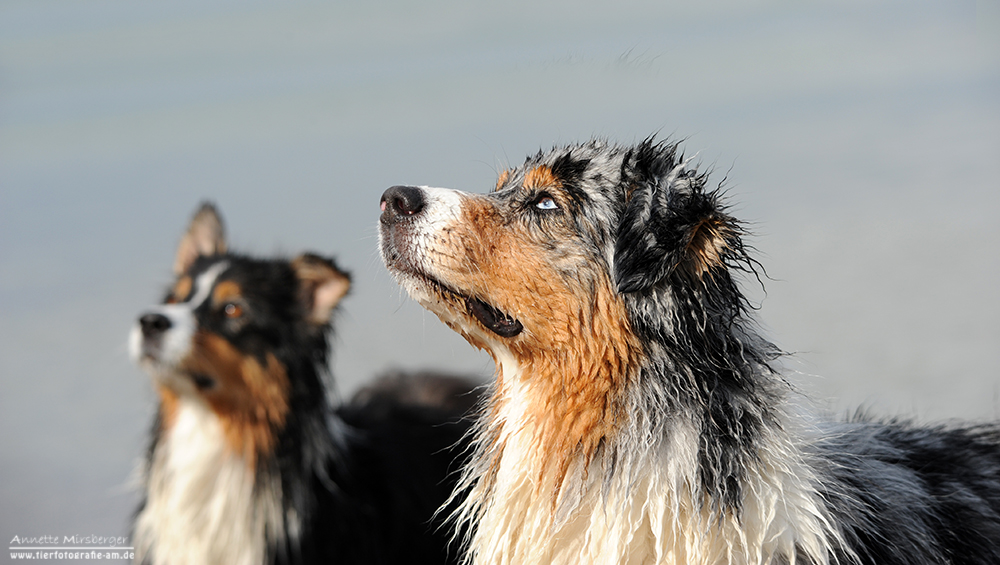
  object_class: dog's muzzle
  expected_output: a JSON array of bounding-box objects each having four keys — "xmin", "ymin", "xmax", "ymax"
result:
[
  {"xmin": 129, "ymin": 304, "xmax": 197, "ymax": 368},
  {"xmin": 378, "ymin": 185, "xmax": 524, "ymax": 339},
  {"xmin": 133, "ymin": 312, "xmax": 173, "ymax": 362}
]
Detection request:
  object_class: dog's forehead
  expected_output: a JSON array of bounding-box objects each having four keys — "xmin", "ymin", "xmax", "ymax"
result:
[
  {"xmin": 499, "ymin": 143, "xmax": 627, "ymax": 195},
  {"xmin": 178, "ymin": 260, "xmax": 231, "ymax": 307},
  {"xmin": 183, "ymin": 256, "xmax": 303, "ymax": 309}
]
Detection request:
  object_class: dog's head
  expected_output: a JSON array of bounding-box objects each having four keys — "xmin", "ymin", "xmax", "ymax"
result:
[
  {"xmin": 378, "ymin": 139, "xmax": 745, "ymax": 373},
  {"xmin": 130, "ymin": 203, "xmax": 350, "ymax": 458}
]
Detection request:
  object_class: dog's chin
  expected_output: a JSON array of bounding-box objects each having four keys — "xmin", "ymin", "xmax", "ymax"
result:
[
  {"xmin": 391, "ymin": 267, "xmax": 523, "ymax": 339},
  {"xmin": 133, "ymin": 352, "xmax": 208, "ymax": 392}
]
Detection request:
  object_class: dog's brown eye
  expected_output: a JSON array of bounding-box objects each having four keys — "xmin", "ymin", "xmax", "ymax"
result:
[{"xmin": 224, "ymin": 303, "xmax": 243, "ymax": 318}]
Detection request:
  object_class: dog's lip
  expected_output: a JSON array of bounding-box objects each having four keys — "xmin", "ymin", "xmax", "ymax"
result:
[
  {"xmin": 401, "ymin": 266, "xmax": 523, "ymax": 338},
  {"xmin": 466, "ymin": 296, "xmax": 523, "ymax": 338}
]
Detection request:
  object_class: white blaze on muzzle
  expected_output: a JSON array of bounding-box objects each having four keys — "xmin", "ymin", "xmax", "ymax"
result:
[{"xmin": 129, "ymin": 261, "xmax": 230, "ymax": 369}]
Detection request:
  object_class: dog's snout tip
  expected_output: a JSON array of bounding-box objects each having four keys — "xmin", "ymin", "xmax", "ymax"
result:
[
  {"xmin": 139, "ymin": 313, "xmax": 172, "ymax": 337},
  {"xmin": 380, "ymin": 185, "xmax": 426, "ymax": 222}
]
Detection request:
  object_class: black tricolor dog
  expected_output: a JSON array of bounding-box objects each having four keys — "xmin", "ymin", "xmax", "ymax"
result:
[
  {"xmin": 379, "ymin": 138, "xmax": 1000, "ymax": 564},
  {"xmin": 130, "ymin": 203, "xmax": 474, "ymax": 565}
]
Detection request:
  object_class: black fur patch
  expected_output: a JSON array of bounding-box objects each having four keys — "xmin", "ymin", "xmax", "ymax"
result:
[
  {"xmin": 614, "ymin": 140, "xmax": 732, "ymax": 293},
  {"xmin": 549, "ymin": 152, "xmax": 592, "ymax": 209}
]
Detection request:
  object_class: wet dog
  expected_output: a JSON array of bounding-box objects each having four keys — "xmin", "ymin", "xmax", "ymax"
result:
[
  {"xmin": 131, "ymin": 203, "xmax": 473, "ymax": 565},
  {"xmin": 379, "ymin": 138, "xmax": 1000, "ymax": 564}
]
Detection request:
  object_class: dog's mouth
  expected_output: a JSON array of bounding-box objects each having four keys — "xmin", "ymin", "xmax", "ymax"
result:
[
  {"xmin": 134, "ymin": 338, "xmax": 169, "ymax": 367},
  {"xmin": 138, "ymin": 353, "xmax": 214, "ymax": 388},
  {"xmin": 466, "ymin": 296, "xmax": 523, "ymax": 338},
  {"xmin": 190, "ymin": 372, "xmax": 217, "ymax": 391},
  {"xmin": 381, "ymin": 234, "xmax": 524, "ymax": 338},
  {"xmin": 408, "ymin": 270, "xmax": 523, "ymax": 338}
]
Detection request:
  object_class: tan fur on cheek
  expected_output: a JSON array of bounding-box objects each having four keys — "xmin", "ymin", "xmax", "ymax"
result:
[
  {"xmin": 442, "ymin": 196, "xmax": 643, "ymax": 494},
  {"xmin": 508, "ymin": 276, "xmax": 642, "ymax": 494},
  {"xmin": 181, "ymin": 332, "xmax": 290, "ymax": 467}
]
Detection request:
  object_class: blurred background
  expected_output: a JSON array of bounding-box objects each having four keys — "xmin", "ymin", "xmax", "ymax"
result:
[{"xmin": 2, "ymin": 0, "xmax": 998, "ymax": 555}]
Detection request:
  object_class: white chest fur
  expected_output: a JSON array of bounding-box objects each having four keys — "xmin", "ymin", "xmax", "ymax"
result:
[
  {"xmin": 134, "ymin": 400, "xmax": 285, "ymax": 565},
  {"xmin": 463, "ymin": 389, "xmax": 837, "ymax": 565}
]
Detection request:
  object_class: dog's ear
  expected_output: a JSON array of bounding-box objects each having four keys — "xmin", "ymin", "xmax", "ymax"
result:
[
  {"xmin": 614, "ymin": 143, "xmax": 738, "ymax": 294},
  {"xmin": 291, "ymin": 253, "xmax": 351, "ymax": 326},
  {"xmin": 174, "ymin": 202, "xmax": 227, "ymax": 275}
]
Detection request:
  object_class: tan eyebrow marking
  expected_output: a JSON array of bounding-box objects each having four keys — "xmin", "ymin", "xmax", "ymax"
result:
[
  {"xmin": 212, "ymin": 280, "xmax": 242, "ymax": 307},
  {"xmin": 523, "ymin": 165, "xmax": 560, "ymax": 190}
]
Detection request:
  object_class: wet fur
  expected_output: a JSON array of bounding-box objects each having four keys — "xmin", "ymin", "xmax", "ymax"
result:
[{"xmin": 378, "ymin": 139, "xmax": 1000, "ymax": 564}]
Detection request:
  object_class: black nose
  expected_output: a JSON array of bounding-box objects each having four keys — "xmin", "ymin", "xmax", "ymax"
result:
[
  {"xmin": 139, "ymin": 313, "xmax": 172, "ymax": 337},
  {"xmin": 380, "ymin": 185, "xmax": 426, "ymax": 223}
]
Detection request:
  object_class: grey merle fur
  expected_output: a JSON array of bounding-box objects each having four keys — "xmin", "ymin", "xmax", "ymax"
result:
[
  {"xmin": 612, "ymin": 138, "xmax": 1000, "ymax": 563},
  {"xmin": 510, "ymin": 138, "xmax": 1000, "ymax": 563}
]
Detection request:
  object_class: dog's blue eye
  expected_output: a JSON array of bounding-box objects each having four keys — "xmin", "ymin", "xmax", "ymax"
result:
[{"xmin": 534, "ymin": 196, "xmax": 558, "ymax": 211}]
